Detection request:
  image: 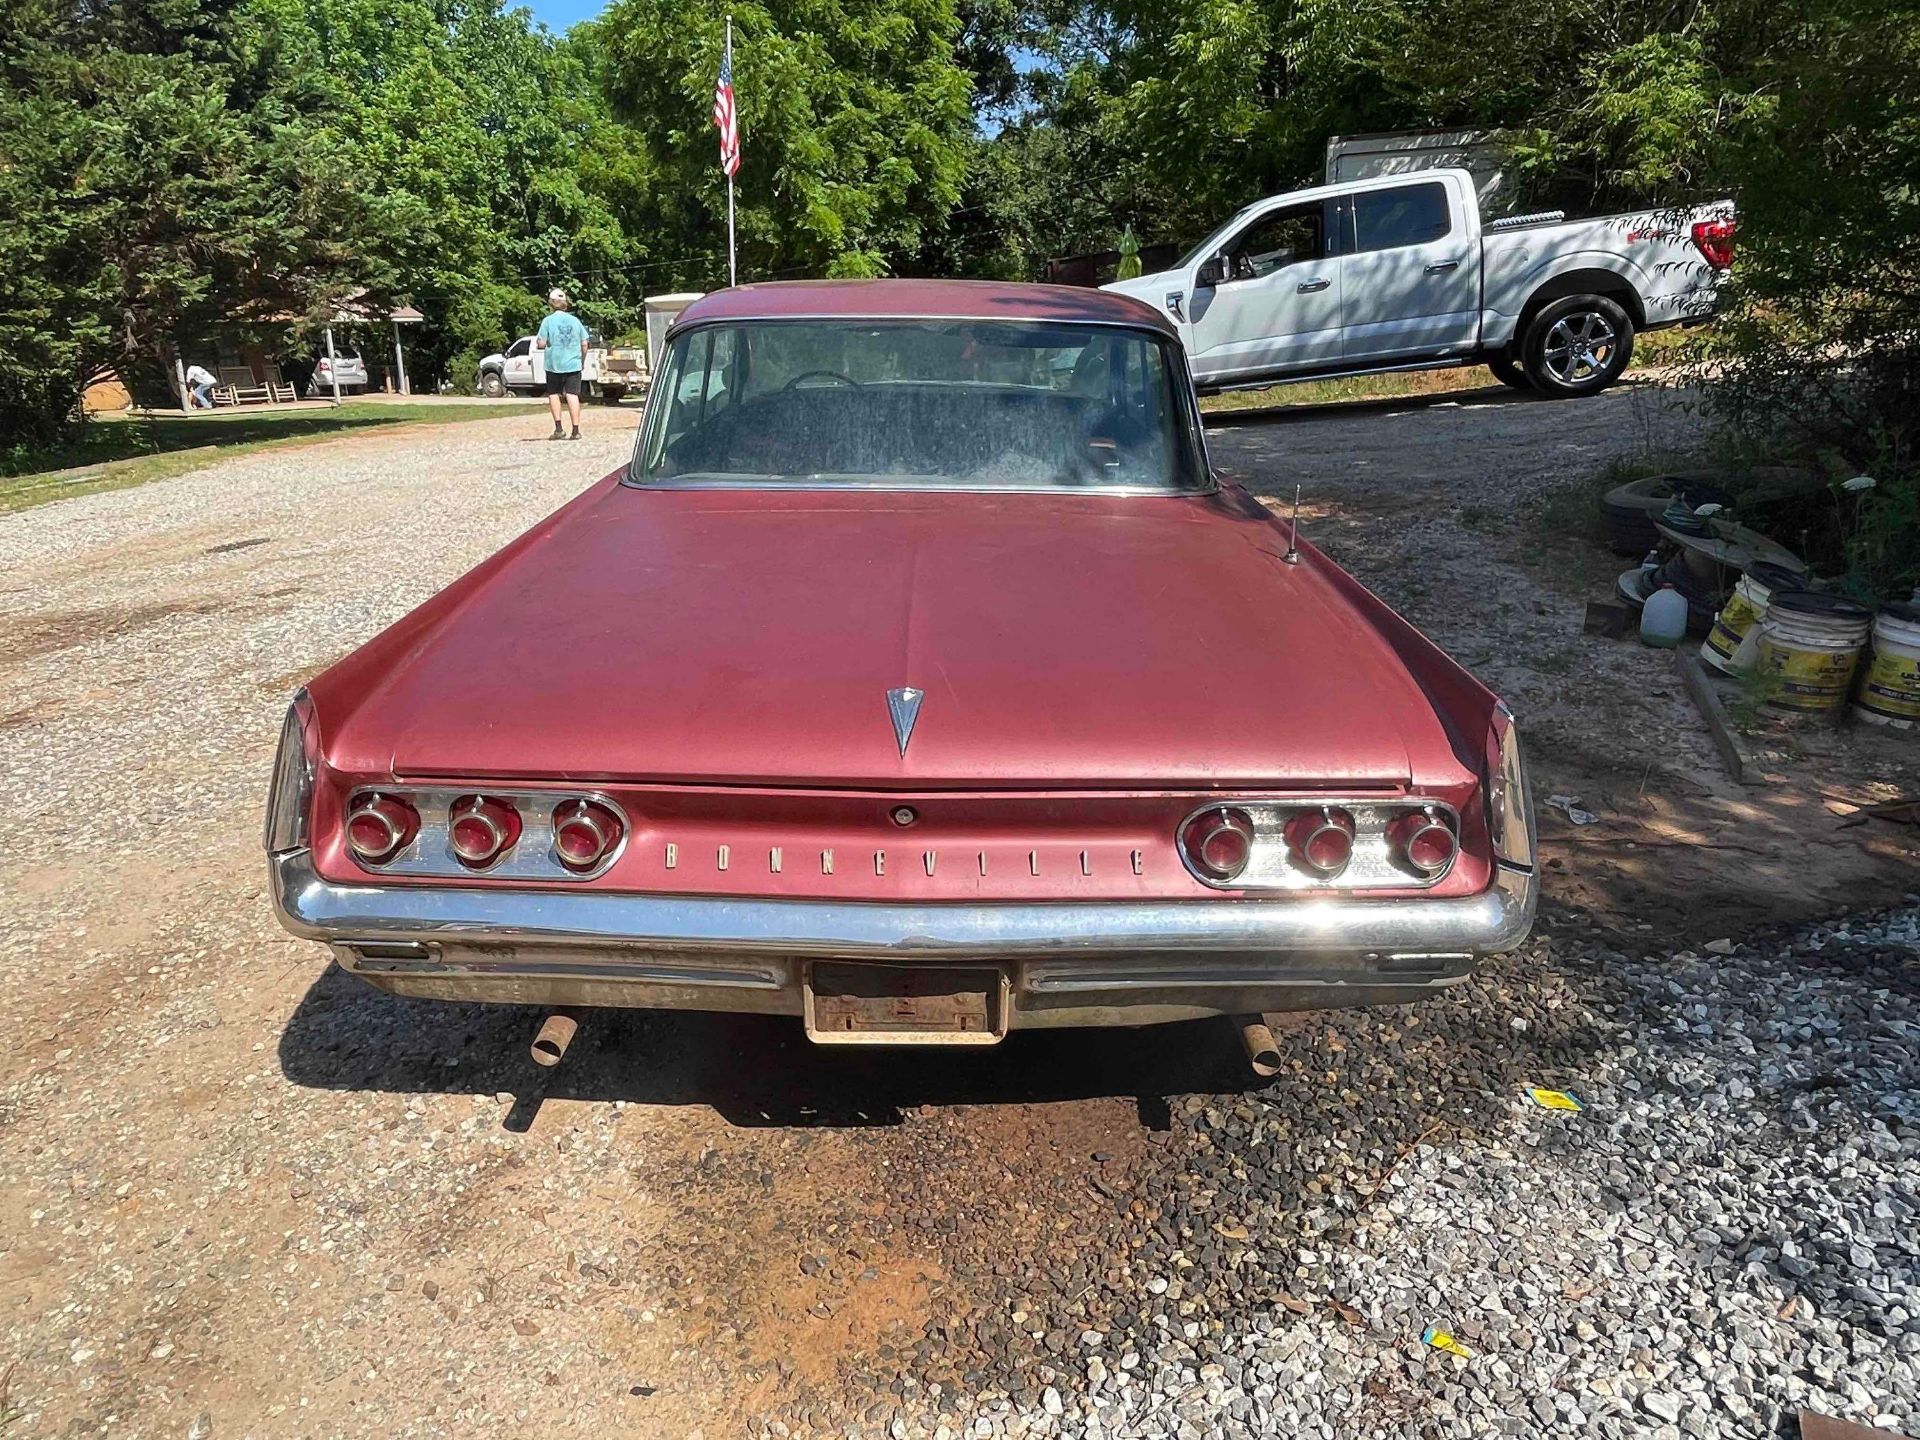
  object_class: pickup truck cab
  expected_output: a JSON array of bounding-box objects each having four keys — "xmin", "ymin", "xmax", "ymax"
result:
[{"xmin": 1104, "ymin": 168, "xmax": 1734, "ymax": 398}]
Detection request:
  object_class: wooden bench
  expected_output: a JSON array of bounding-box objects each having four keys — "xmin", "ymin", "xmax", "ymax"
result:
[{"xmin": 212, "ymin": 380, "xmax": 299, "ymax": 407}]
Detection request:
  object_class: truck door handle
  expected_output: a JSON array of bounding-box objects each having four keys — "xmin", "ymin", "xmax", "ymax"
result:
[
  {"xmin": 1296, "ymin": 277, "xmax": 1330, "ymax": 293},
  {"xmin": 1424, "ymin": 260, "xmax": 1461, "ymax": 274}
]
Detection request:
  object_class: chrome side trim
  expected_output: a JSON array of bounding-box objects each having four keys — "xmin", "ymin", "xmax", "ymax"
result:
[
  {"xmin": 271, "ymin": 850, "xmax": 1536, "ymax": 960},
  {"xmin": 335, "ymin": 943, "xmax": 785, "ymax": 990}
]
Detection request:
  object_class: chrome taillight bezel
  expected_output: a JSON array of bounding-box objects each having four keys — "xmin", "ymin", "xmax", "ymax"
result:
[
  {"xmin": 341, "ymin": 787, "xmax": 630, "ymax": 880},
  {"xmin": 1180, "ymin": 806, "xmax": 1256, "ymax": 882},
  {"xmin": 552, "ymin": 799, "xmax": 625, "ymax": 873},
  {"xmin": 346, "ymin": 792, "xmax": 421, "ymax": 864},
  {"xmin": 1177, "ymin": 798, "xmax": 1463, "ymax": 891},
  {"xmin": 448, "ymin": 795, "xmax": 523, "ymax": 870},
  {"xmin": 1387, "ymin": 805, "xmax": 1459, "ymax": 878}
]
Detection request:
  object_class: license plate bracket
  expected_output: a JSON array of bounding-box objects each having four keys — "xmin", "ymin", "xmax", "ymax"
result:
[{"xmin": 804, "ymin": 961, "xmax": 1008, "ymax": 1045}]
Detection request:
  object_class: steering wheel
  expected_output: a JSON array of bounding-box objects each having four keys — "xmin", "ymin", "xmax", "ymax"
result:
[{"xmin": 782, "ymin": 369, "xmax": 861, "ymax": 391}]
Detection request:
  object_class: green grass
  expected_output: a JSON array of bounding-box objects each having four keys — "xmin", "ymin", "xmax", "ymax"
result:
[
  {"xmin": 2, "ymin": 400, "xmax": 544, "ymax": 514},
  {"xmin": 1200, "ymin": 366, "xmax": 1492, "ymax": 414}
]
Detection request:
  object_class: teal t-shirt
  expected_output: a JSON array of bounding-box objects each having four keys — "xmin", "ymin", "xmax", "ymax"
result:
[{"xmin": 537, "ymin": 311, "xmax": 587, "ymax": 372}]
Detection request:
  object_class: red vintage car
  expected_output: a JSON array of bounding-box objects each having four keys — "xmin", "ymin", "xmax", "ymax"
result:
[{"xmin": 266, "ymin": 280, "xmax": 1535, "ymax": 1056}]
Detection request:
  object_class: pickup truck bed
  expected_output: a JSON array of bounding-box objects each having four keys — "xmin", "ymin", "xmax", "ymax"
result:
[{"xmin": 1105, "ymin": 168, "xmax": 1734, "ymax": 398}]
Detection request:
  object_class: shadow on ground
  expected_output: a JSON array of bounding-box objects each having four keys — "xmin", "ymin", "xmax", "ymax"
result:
[
  {"xmin": 277, "ymin": 962, "xmax": 1260, "ymax": 1130},
  {"xmin": 1201, "ymin": 382, "xmax": 1536, "ymax": 427}
]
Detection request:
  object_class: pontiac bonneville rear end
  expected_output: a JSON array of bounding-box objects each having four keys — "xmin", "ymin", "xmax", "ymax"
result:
[{"xmin": 266, "ymin": 280, "xmax": 1536, "ymax": 1047}]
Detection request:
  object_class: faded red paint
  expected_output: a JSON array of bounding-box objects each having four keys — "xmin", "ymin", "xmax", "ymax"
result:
[{"xmin": 299, "ymin": 281, "xmax": 1508, "ymax": 904}]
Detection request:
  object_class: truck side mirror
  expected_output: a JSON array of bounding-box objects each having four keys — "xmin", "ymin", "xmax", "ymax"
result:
[{"xmin": 1196, "ymin": 255, "xmax": 1228, "ymax": 288}]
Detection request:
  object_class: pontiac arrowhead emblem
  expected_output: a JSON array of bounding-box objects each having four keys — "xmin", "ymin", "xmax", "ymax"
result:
[{"xmin": 886, "ymin": 686, "xmax": 924, "ymax": 757}]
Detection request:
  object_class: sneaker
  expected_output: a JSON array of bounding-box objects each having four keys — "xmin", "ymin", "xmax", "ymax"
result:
[
  {"xmin": 548, "ymin": 426, "xmax": 565, "ymax": 441},
  {"xmin": 569, "ymin": 427, "xmax": 581, "ymax": 441}
]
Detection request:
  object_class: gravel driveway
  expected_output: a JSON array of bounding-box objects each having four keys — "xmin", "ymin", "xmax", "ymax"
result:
[{"xmin": 1, "ymin": 397, "xmax": 1914, "ymax": 1440}]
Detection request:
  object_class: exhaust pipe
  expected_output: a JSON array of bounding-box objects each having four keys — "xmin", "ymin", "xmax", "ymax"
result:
[
  {"xmin": 1235, "ymin": 1014, "xmax": 1282, "ymax": 1078},
  {"xmin": 531, "ymin": 1010, "xmax": 581, "ymax": 1067}
]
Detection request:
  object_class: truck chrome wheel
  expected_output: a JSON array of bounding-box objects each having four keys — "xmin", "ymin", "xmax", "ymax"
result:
[
  {"xmin": 1522, "ymin": 294, "xmax": 1635, "ymax": 398},
  {"xmin": 1542, "ymin": 310, "xmax": 1618, "ymax": 384}
]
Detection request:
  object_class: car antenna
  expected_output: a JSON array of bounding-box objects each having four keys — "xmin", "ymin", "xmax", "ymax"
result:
[{"xmin": 1283, "ymin": 485, "xmax": 1302, "ymax": 565}]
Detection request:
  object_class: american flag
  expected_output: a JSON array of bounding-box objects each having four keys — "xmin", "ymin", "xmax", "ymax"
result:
[{"xmin": 713, "ymin": 34, "xmax": 740, "ymax": 178}]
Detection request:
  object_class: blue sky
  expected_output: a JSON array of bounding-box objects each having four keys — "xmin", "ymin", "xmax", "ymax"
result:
[{"xmin": 524, "ymin": 0, "xmax": 603, "ymax": 32}]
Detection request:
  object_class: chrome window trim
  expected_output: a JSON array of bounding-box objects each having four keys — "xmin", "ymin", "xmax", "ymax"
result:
[
  {"xmin": 1174, "ymin": 797, "xmax": 1462, "ymax": 892},
  {"xmin": 344, "ymin": 787, "xmax": 631, "ymax": 882}
]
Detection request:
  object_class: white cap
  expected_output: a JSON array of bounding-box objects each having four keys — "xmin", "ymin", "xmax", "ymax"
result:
[{"xmin": 548, "ymin": 288, "xmax": 569, "ymax": 308}]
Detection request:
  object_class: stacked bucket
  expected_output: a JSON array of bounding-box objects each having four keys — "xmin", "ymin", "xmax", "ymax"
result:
[{"xmin": 1702, "ymin": 577, "xmax": 1920, "ymax": 727}]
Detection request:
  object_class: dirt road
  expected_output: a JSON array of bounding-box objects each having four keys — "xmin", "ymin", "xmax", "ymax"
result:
[{"xmin": 1, "ymin": 391, "xmax": 1912, "ymax": 1438}]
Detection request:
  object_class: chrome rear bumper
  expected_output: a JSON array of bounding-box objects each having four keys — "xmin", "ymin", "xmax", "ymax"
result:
[{"xmin": 270, "ymin": 849, "xmax": 1536, "ymax": 1029}]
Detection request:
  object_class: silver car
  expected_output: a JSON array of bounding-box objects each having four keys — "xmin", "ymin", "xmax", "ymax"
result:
[{"xmin": 313, "ymin": 348, "xmax": 368, "ymax": 394}]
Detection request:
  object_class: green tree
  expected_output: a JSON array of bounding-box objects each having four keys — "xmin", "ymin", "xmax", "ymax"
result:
[
  {"xmin": 0, "ymin": 0, "xmax": 377, "ymax": 446},
  {"xmin": 586, "ymin": 0, "xmax": 974, "ymax": 282}
]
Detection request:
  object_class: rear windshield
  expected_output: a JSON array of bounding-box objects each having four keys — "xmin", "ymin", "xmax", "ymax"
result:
[{"xmin": 629, "ymin": 319, "xmax": 1207, "ymax": 491}]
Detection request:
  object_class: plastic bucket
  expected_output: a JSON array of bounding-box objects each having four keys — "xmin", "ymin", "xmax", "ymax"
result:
[
  {"xmin": 1701, "ymin": 562, "xmax": 1802, "ymax": 674},
  {"xmin": 1854, "ymin": 602, "xmax": 1920, "ymax": 729},
  {"xmin": 1756, "ymin": 591, "xmax": 1873, "ymax": 714}
]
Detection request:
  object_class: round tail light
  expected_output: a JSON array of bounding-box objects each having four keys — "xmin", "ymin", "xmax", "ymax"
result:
[
  {"xmin": 449, "ymin": 795, "xmax": 522, "ymax": 868},
  {"xmin": 552, "ymin": 799, "xmax": 623, "ymax": 872},
  {"xmin": 1285, "ymin": 806, "xmax": 1355, "ymax": 876},
  {"xmin": 1181, "ymin": 807, "xmax": 1255, "ymax": 882},
  {"xmin": 1389, "ymin": 807, "xmax": 1458, "ymax": 877},
  {"xmin": 346, "ymin": 792, "xmax": 418, "ymax": 864}
]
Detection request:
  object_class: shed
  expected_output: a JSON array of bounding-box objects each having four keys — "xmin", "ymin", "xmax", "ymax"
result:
[{"xmin": 643, "ymin": 293, "xmax": 705, "ymax": 369}]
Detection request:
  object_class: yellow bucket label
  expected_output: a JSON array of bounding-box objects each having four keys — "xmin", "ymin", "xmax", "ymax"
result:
[
  {"xmin": 1759, "ymin": 637, "xmax": 1862, "ymax": 710},
  {"xmin": 1706, "ymin": 591, "xmax": 1764, "ymax": 661},
  {"xmin": 1858, "ymin": 649, "xmax": 1920, "ymax": 719}
]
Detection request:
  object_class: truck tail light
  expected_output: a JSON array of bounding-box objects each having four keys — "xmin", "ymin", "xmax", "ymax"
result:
[
  {"xmin": 346, "ymin": 792, "xmax": 419, "ymax": 864},
  {"xmin": 1180, "ymin": 807, "xmax": 1254, "ymax": 882},
  {"xmin": 1691, "ymin": 218, "xmax": 1735, "ymax": 269},
  {"xmin": 1285, "ymin": 806, "xmax": 1355, "ymax": 875},
  {"xmin": 449, "ymin": 795, "xmax": 521, "ymax": 868},
  {"xmin": 552, "ymin": 799, "xmax": 623, "ymax": 872},
  {"xmin": 1388, "ymin": 807, "xmax": 1458, "ymax": 877}
]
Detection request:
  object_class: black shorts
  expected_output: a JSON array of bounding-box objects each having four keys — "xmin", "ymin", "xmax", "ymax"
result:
[{"xmin": 545, "ymin": 370, "xmax": 582, "ymax": 397}]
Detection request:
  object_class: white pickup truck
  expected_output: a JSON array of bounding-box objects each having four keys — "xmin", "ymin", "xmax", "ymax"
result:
[
  {"xmin": 1104, "ymin": 168, "xmax": 1734, "ymax": 398},
  {"xmin": 476, "ymin": 334, "xmax": 647, "ymax": 403}
]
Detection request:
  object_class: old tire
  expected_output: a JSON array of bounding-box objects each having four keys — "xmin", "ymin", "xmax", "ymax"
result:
[
  {"xmin": 1486, "ymin": 351, "xmax": 1531, "ymax": 390},
  {"xmin": 599, "ymin": 386, "xmax": 627, "ymax": 405},
  {"xmin": 480, "ymin": 370, "xmax": 506, "ymax": 398},
  {"xmin": 1521, "ymin": 294, "xmax": 1635, "ymax": 398}
]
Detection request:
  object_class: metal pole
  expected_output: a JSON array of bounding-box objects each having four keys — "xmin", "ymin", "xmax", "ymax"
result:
[
  {"xmin": 726, "ymin": 16, "xmax": 737, "ymax": 288},
  {"xmin": 393, "ymin": 319, "xmax": 410, "ymax": 396},
  {"xmin": 324, "ymin": 325, "xmax": 342, "ymax": 407}
]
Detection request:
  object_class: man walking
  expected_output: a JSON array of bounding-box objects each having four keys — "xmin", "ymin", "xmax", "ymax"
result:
[{"xmin": 534, "ymin": 288, "xmax": 588, "ymax": 440}]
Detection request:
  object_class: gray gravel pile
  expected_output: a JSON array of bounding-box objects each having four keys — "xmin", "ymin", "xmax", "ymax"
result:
[{"xmin": 772, "ymin": 902, "xmax": 1919, "ymax": 1439}]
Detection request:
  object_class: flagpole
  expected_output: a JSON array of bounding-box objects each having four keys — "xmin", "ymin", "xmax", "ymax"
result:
[{"xmin": 725, "ymin": 16, "xmax": 737, "ymax": 288}]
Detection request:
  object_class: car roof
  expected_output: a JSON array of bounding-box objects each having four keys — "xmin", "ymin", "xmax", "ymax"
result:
[{"xmin": 672, "ymin": 279, "xmax": 1177, "ymax": 339}]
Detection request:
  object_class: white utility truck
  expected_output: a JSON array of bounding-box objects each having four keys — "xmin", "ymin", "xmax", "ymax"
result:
[
  {"xmin": 476, "ymin": 334, "xmax": 647, "ymax": 402},
  {"xmin": 1104, "ymin": 168, "xmax": 1734, "ymax": 398}
]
